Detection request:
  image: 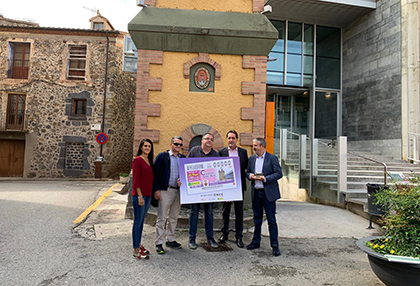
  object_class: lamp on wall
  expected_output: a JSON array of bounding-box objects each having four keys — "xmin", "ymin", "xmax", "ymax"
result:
[{"xmin": 325, "ymin": 92, "xmax": 331, "ymax": 98}]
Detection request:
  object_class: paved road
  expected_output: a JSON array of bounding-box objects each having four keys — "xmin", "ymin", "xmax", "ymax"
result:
[{"xmin": 0, "ymin": 180, "xmax": 385, "ymax": 286}]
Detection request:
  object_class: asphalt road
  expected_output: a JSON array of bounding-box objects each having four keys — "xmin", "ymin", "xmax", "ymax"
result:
[{"xmin": 0, "ymin": 180, "xmax": 385, "ymax": 286}]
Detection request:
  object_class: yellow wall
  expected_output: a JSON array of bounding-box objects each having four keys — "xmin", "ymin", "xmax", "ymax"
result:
[
  {"xmin": 148, "ymin": 52, "xmax": 254, "ymax": 154},
  {"xmin": 156, "ymin": 0, "xmax": 253, "ymax": 13}
]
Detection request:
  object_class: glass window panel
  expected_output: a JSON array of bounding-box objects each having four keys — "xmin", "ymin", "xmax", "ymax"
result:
[
  {"xmin": 316, "ymin": 57, "xmax": 340, "ymax": 89},
  {"xmin": 271, "ymin": 39, "xmax": 285, "ymax": 53},
  {"xmin": 315, "ymin": 91, "xmax": 337, "ymax": 138},
  {"xmin": 17, "ymin": 96, "xmax": 25, "ymax": 124},
  {"xmin": 303, "ymin": 75, "xmax": 313, "ymax": 87},
  {"xmin": 316, "ymin": 26, "xmax": 341, "ymax": 58},
  {"xmin": 267, "ymin": 52, "xmax": 284, "ymax": 72},
  {"xmin": 124, "ymin": 57, "xmax": 137, "ymax": 73},
  {"xmin": 303, "ymin": 55, "xmax": 313, "ymax": 74},
  {"xmin": 287, "ymin": 54, "xmax": 301, "ymax": 73},
  {"xmin": 294, "ymin": 95, "xmax": 310, "ymax": 135},
  {"xmin": 287, "ymin": 22, "xmax": 302, "ymax": 54},
  {"xmin": 316, "ymin": 26, "xmax": 341, "ymax": 89},
  {"xmin": 271, "ymin": 20, "xmax": 285, "ymax": 52},
  {"xmin": 304, "ymin": 24, "xmax": 314, "ymax": 56},
  {"xmin": 286, "ymin": 73, "xmax": 301, "ymax": 86},
  {"xmin": 267, "ymin": 71, "xmax": 284, "ymax": 85},
  {"xmin": 277, "ymin": 95, "xmax": 291, "ymax": 129}
]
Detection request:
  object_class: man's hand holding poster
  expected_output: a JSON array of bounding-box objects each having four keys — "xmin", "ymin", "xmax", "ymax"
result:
[{"xmin": 179, "ymin": 157, "xmax": 243, "ymax": 204}]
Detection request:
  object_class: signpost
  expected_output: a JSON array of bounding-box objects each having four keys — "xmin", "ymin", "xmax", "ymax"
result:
[{"xmin": 96, "ymin": 133, "xmax": 108, "ymax": 144}]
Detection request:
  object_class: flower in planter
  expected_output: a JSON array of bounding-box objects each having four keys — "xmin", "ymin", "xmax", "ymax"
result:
[
  {"xmin": 119, "ymin": 173, "xmax": 129, "ymax": 177},
  {"xmin": 366, "ymin": 174, "xmax": 420, "ymax": 258}
]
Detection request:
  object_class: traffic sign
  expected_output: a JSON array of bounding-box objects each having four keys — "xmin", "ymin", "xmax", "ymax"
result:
[{"xmin": 96, "ymin": 133, "xmax": 108, "ymax": 144}]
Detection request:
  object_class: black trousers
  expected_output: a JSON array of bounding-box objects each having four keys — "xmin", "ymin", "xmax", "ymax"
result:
[{"xmin": 221, "ymin": 200, "xmax": 244, "ymax": 239}]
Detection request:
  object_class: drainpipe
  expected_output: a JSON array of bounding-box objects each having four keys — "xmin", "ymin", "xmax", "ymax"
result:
[{"xmin": 95, "ymin": 31, "xmax": 109, "ymax": 178}]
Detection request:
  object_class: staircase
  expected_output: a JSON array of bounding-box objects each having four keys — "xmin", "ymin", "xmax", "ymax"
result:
[{"xmin": 281, "ymin": 139, "xmax": 420, "ymax": 212}]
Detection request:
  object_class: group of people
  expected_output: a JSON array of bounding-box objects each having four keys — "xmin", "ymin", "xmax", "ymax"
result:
[{"xmin": 131, "ymin": 130, "xmax": 283, "ymax": 260}]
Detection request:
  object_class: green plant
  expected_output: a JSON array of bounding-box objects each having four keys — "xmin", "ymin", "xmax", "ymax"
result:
[
  {"xmin": 367, "ymin": 174, "xmax": 420, "ymax": 258},
  {"xmin": 119, "ymin": 173, "xmax": 129, "ymax": 177}
]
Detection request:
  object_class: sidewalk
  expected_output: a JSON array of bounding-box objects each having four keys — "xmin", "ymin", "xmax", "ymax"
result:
[{"xmin": 74, "ymin": 182, "xmax": 383, "ymax": 241}]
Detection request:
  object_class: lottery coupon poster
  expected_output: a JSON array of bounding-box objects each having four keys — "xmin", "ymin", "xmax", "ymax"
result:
[{"xmin": 179, "ymin": 157, "xmax": 243, "ymax": 204}]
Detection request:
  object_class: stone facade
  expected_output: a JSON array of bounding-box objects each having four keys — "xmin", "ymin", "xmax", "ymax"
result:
[
  {"xmin": 342, "ymin": 0, "xmax": 402, "ymax": 158},
  {"xmin": 0, "ymin": 24, "xmax": 136, "ymax": 177}
]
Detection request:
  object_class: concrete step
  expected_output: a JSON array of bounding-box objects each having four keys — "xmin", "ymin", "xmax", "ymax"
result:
[{"xmin": 343, "ymin": 189, "xmax": 367, "ymax": 199}]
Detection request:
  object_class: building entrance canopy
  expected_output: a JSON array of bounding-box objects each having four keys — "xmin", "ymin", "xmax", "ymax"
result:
[{"xmin": 267, "ymin": 0, "xmax": 376, "ymax": 28}]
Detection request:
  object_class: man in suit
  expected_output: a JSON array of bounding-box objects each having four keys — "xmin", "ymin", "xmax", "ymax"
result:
[
  {"xmin": 218, "ymin": 130, "xmax": 248, "ymax": 248},
  {"xmin": 246, "ymin": 138, "xmax": 283, "ymax": 256}
]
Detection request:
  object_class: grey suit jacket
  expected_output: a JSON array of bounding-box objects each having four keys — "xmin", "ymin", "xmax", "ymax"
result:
[{"xmin": 246, "ymin": 151, "xmax": 283, "ymax": 202}]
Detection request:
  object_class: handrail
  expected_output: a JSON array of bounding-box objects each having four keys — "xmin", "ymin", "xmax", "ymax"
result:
[
  {"xmin": 407, "ymin": 132, "xmax": 420, "ymax": 163},
  {"xmin": 348, "ymin": 151, "xmax": 388, "ymax": 184}
]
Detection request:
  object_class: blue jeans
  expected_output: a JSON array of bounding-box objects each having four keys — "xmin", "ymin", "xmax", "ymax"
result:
[
  {"xmin": 251, "ymin": 190, "xmax": 279, "ymax": 248},
  {"xmin": 132, "ymin": 195, "xmax": 152, "ymax": 249},
  {"xmin": 189, "ymin": 203, "xmax": 214, "ymax": 241}
]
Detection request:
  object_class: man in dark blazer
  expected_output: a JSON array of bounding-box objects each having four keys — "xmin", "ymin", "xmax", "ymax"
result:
[
  {"xmin": 246, "ymin": 138, "xmax": 283, "ymax": 256},
  {"xmin": 217, "ymin": 130, "xmax": 248, "ymax": 248}
]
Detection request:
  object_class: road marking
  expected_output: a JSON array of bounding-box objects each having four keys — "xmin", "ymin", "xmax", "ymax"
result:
[{"xmin": 73, "ymin": 183, "xmax": 119, "ymax": 224}]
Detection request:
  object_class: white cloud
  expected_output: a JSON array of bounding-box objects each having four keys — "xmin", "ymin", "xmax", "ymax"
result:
[{"xmin": 1, "ymin": 0, "xmax": 141, "ymax": 31}]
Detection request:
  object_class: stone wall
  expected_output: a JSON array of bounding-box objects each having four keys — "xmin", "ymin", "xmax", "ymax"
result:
[
  {"xmin": 342, "ymin": 0, "xmax": 402, "ymax": 157},
  {"xmin": 0, "ymin": 28, "xmax": 136, "ymax": 178}
]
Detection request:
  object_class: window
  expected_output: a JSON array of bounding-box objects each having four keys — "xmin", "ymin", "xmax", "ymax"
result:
[
  {"xmin": 67, "ymin": 45, "xmax": 87, "ymax": 80},
  {"xmin": 93, "ymin": 22, "xmax": 104, "ymax": 30},
  {"xmin": 8, "ymin": 43, "xmax": 30, "ymax": 79},
  {"xmin": 73, "ymin": 99, "xmax": 87, "ymax": 116},
  {"xmin": 316, "ymin": 26, "xmax": 341, "ymax": 89},
  {"xmin": 6, "ymin": 94, "xmax": 26, "ymax": 130},
  {"xmin": 123, "ymin": 36, "xmax": 138, "ymax": 72}
]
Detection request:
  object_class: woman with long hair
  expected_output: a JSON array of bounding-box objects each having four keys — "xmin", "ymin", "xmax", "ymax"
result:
[{"xmin": 132, "ymin": 138, "xmax": 154, "ymax": 259}]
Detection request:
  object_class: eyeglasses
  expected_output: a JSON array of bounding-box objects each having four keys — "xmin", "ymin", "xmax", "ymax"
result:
[
  {"xmin": 173, "ymin": 143, "xmax": 183, "ymax": 147},
  {"xmin": 203, "ymin": 137, "xmax": 214, "ymax": 141}
]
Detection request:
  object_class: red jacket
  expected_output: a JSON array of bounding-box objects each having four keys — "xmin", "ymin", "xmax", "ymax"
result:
[{"xmin": 132, "ymin": 156, "xmax": 153, "ymax": 197}]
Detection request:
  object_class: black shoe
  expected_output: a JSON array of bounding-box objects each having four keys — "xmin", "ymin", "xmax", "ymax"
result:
[
  {"xmin": 246, "ymin": 243, "xmax": 260, "ymax": 250},
  {"xmin": 218, "ymin": 234, "xmax": 228, "ymax": 244},
  {"xmin": 207, "ymin": 238, "xmax": 219, "ymax": 248},
  {"xmin": 166, "ymin": 240, "xmax": 182, "ymax": 249},
  {"xmin": 155, "ymin": 244, "xmax": 165, "ymax": 254},
  {"xmin": 188, "ymin": 239, "xmax": 197, "ymax": 250},
  {"xmin": 273, "ymin": 247, "xmax": 281, "ymax": 256},
  {"xmin": 236, "ymin": 238, "xmax": 244, "ymax": 248}
]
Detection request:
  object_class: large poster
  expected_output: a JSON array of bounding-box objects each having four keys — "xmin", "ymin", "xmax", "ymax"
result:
[{"xmin": 179, "ymin": 157, "xmax": 243, "ymax": 204}]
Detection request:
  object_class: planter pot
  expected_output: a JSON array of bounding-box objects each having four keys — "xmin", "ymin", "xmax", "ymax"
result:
[
  {"xmin": 119, "ymin": 176, "xmax": 130, "ymax": 184},
  {"xmin": 356, "ymin": 237, "xmax": 420, "ymax": 286}
]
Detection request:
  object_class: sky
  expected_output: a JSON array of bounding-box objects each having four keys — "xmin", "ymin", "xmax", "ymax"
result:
[{"xmin": 1, "ymin": 0, "xmax": 141, "ymax": 31}]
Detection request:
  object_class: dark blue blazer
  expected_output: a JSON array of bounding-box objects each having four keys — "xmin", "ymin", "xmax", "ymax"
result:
[
  {"xmin": 218, "ymin": 146, "xmax": 248, "ymax": 192},
  {"xmin": 153, "ymin": 150, "xmax": 186, "ymax": 192},
  {"xmin": 246, "ymin": 151, "xmax": 283, "ymax": 202}
]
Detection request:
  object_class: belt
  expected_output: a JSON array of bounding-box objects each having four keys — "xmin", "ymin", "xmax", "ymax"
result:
[
  {"xmin": 255, "ymin": 188, "xmax": 264, "ymax": 191},
  {"xmin": 169, "ymin": 185, "xmax": 180, "ymax": 190}
]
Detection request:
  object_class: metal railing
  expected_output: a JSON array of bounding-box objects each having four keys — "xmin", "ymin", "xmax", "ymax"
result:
[
  {"xmin": 8, "ymin": 59, "xmax": 30, "ymax": 79},
  {"xmin": 407, "ymin": 132, "xmax": 420, "ymax": 163},
  {"xmin": 348, "ymin": 151, "xmax": 388, "ymax": 184}
]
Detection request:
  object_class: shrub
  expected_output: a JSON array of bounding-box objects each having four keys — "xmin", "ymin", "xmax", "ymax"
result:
[{"xmin": 367, "ymin": 175, "xmax": 420, "ymax": 258}]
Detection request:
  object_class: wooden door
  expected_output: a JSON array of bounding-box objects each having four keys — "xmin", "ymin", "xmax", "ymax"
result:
[{"xmin": 0, "ymin": 140, "xmax": 25, "ymax": 177}]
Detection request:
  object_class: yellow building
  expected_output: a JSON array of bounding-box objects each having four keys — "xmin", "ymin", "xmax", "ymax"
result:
[{"xmin": 128, "ymin": 0, "xmax": 277, "ymax": 155}]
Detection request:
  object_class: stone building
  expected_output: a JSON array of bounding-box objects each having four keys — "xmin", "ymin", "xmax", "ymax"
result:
[{"xmin": 0, "ymin": 14, "xmax": 136, "ymax": 178}]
